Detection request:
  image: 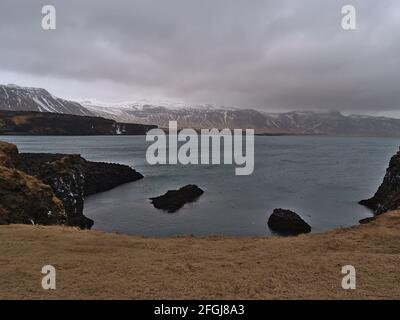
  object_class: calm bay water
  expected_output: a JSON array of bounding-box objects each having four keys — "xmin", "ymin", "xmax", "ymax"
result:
[{"xmin": 2, "ymin": 135, "xmax": 399, "ymax": 237}]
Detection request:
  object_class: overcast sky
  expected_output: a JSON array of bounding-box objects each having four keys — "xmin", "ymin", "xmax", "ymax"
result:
[{"xmin": 0, "ymin": 0, "xmax": 399, "ymax": 115}]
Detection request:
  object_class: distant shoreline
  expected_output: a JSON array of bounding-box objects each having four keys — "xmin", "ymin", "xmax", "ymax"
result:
[
  {"xmin": 2, "ymin": 109, "xmax": 400, "ymax": 137},
  {"xmin": 2, "ymin": 133, "xmax": 400, "ymax": 138}
]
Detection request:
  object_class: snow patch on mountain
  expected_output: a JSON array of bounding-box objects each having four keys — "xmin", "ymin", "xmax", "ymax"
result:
[
  {"xmin": 81, "ymin": 100, "xmax": 400, "ymax": 136},
  {"xmin": 0, "ymin": 84, "xmax": 93, "ymax": 116}
]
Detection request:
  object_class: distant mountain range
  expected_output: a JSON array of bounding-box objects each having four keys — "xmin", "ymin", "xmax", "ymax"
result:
[
  {"xmin": 83, "ymin": 101, "xmax": 400, "ymax": 136},
  {"xmin": 2, "ymin": 84, "xmax": 400, "ymax": 137}
]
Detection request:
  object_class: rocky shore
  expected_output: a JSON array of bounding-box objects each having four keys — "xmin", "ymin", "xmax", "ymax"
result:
[
  {"xmin": 1, "ymin": 143, "xmax": 400, "ymax": 299},
  {"xmin": 0, "ymin": 141, "xmax": 143, "ymax": 228},
  {"xmin": 360, "ymin": 149, "xmax": 400, "ymax": 215}
]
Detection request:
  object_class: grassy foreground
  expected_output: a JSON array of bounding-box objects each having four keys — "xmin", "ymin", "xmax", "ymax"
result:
[{"xmin": 1, "ymin": 211, "xmax": 400, "ymax": 299}]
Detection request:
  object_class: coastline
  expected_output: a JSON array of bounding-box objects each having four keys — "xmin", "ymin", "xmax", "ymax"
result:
[
  {"xmin": 1, "ymin": 137, "xmax": 399, "ymax": 299},
  {"xmin": 1, "ymin": 210, "xmax": 400, "ymax": 299}
]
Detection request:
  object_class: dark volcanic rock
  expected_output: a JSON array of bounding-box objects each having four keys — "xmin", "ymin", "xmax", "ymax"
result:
[
  {"xmin": 267, "ymin": 208, "xmax": 311, "ymax": 236},
  {"xmin": 15, "ymin": 153, "xmax": 92, "ymax": 229},
  {"xmin": 84, "ymin": 161, "xmax": 143, "ymax": 196},
  {"xmin": 359, "ymin": 217, "xmax": 376, "ymax": 224},
  {"xmin": 150, "ymin": 185, "xmax": 204, "ymax": 213},
  {"xmin": 15, "ymin": 153, "xmax": 143, "ymax": 228},
  {"xmin": 0, "ymin": 141, "xmax": 66, "ymax": 225},
  {"xmin": 0, "ymin": 166, "xmax": 66, "ymax": 225},
  {"xmin": 359, "ymin": 150, "xmax": 400, "ymax": 215},
  {"xmin": 1, "ymin": 141, "xmax": 144, "ymax": 228}
]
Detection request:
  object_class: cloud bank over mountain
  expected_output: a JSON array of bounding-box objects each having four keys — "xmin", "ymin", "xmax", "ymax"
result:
[{"xmin": 0, "ymin": 0, "xmax": 399, "ymax": 115}]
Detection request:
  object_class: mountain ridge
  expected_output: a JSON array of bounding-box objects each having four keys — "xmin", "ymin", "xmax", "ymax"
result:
[
  {"xmin": 83, "ymin": 101, "xmax": 400, "ymax": 136},
  {"xmin": 0, "ymin": 84, "xmax": 93, "ymax": 116},
  {"xmin": 2, "ymin": 84, "xmax": 400, "ymax": 136}
]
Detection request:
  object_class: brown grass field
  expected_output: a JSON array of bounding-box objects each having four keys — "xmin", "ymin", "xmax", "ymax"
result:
[{"xmin": 1, "ymin": 210, "xmax": 400, "ymax": 300}]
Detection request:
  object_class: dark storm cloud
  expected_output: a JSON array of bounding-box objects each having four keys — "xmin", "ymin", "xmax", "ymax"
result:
[{"xmin": 0, "ymin": 0, "xmax": 399, "ymax": 113}]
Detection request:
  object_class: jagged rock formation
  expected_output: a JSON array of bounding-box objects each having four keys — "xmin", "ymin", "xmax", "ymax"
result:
[
  {"xmin": 16, "ymin": 153, "xmax": 144, "ymax": 228},
  {"xmin": 150, "ymin": 185, "xmax": 204, "ymax": 213},
  {"xmin": 267, "ymin": 208, "xmax": 311, "ymax": 236},
  {"xmin": 360, "ymin": 150, "xmax": 400, "ymax": 215},
  {"xmin": 0, "ymin": 141, "xmax": 144, "ymax": 228},
  {"xmin": 0, "ymin": 110, "xmax": 156, "ymax": 135},
  {"xmin": 0, "ymin": 166, "xmax": 66, "ymax": 225},
  {"xmin": 0, "ymin": 141, "xmax": 66, "ymax": 225},
  {"xmin": 15, "ymin": 154, "xmax": 91, "ymax": 228}
]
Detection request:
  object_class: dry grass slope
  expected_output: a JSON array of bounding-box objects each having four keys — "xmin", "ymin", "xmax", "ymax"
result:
[{"xmin": 1, "ymin": 210, "xmax": 400, "ymax": 299}]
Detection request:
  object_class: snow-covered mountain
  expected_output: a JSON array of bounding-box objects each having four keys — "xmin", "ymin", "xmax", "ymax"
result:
[
  {"xmin": 2, "ymin": 84, "xmax": 400, "ymax": 136},
  {"xmin": 82, "ymin": 101, "xmax": 400, "ymax": 136},
  {"xmin": 0, "ymin": 84, "xmax": 93, "ymax": 116},
  {"xmin": 81, "ymin": 100, "xmax": 236, "ymax": 128}
]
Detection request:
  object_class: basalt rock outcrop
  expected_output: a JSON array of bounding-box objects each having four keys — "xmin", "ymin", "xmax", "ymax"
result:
[
  {"xmin": 0, "ymin": 141, "xmax": 143, "ymax": 228},
  {"xmin": 0, "ymin": 141, "xmax": 66, "ymax": 225},
  {"xmin": 150, "ymin": 185, "xmax": 204, "ymax": 213},
  {"xmin": 359, "ymin": 149, "xmax": 400, "ymax": 216},
  {"xmin": 83, "ymin": 161, "xmax": 143, "ymax": 196},
  {"xmin": 15, "ymin": 153, "xmax": 91, "ymax": 228},
  {"xmin": 0, "ymin": 166, "xmax": 66, "ymax": 225},
  {"xmin": 16, "ymin": 154, "xmax": 144, "ymax": 197},
  {"xmin": 267, "ymin": 208, "xmax": 311, "ymax": 236}
]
